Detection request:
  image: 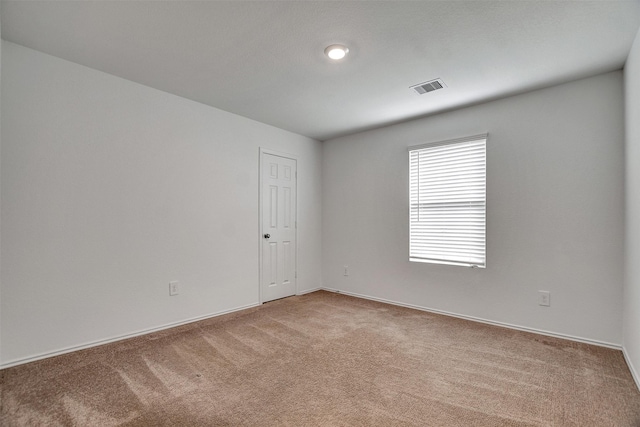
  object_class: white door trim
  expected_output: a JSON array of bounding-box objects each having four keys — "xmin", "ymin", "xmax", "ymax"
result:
[{"xmin": 259, "ymin": 148, "xmax": 298, "ymax": 304}]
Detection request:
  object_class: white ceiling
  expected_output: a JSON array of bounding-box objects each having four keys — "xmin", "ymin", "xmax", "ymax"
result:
[{"xmin": 2, "ymin": 1, "xmax": 640, "ymax": 141}]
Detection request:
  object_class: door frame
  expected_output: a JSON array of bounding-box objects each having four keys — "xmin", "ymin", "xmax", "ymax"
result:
[{"xmin": 258, "ymin": 147, "xmax": 298, "ymax": 304}]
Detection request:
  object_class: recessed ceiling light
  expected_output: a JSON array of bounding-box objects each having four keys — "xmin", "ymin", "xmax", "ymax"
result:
[{"xmin": 324, "ymin": 44, "xmax": 349, "ymax": 60}]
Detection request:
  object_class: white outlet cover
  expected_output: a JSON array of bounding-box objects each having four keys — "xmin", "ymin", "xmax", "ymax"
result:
[
  {"xmin": 538, "ymin": 290, "xmax": 550, "ymax": 307},
  {"xmin": 169, "ymin": 281, "xmax": 180, "ymax": 296}
]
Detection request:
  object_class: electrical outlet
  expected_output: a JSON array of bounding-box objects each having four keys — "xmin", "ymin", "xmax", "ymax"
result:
[
  {"xmin": 538, "ymin": 290, "xmax": 550, "ymax": 307},
  {"xmin": 343, "ymin": 265, "xmax": 349, "ymax": 276},
  {"xmin": 169, "ymin": 281, "xmax": 180, "ymax": 296}
]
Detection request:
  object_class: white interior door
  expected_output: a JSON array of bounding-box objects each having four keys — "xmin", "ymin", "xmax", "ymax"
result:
[{"xmin": 260, "ymin": 151, "xmax": 297, "ymax": 303}]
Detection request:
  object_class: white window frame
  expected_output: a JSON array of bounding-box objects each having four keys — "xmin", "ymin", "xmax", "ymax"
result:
[{"xmin": 408, "ymin": 134, "xmax": 487, "ymax": 268}]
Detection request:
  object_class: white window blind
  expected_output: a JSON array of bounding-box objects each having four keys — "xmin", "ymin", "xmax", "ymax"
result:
[{"xmin": 409, "ymin": 134, "xmax": 487, "ymax": 267}]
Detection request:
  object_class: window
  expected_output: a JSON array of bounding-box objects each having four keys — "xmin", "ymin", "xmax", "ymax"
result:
[{"xmin": 409, "ymin": 134, "xmax": 487, "ymax": 267}]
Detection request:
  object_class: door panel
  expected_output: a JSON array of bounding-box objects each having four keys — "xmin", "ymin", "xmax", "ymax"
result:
[{"xmin": 261, "ymin": 152, "xmax": 297, "ymax": 302}]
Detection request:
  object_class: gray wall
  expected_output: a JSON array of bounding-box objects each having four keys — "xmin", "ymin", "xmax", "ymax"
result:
[
  {"xmin": 0, "ymin": 42, "xmax": 323, "ymax": 366},
  {"xmin": 624, "ymin": 27, "xmax": 640, "ymax": 387},
  {"xmin": 323, "ymin": 71, "xmax": 625, "ymax": 346}
]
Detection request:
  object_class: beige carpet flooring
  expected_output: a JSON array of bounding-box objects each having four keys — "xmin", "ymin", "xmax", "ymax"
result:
[{"xmin": 1, "ymin": 290, "xmax": 639, "ymax": 426}]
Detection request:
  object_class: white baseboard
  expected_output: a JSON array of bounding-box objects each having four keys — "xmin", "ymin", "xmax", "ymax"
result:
[
  {"xmin": 2, "ymin": 288, "xmax": 626, "ymax": 370},
  {"xmin": 0, "ymin": 302, "xmax": 261, "ymax": 370},
  {"xmin": 622, "ymin": 346, "xmax": 640, "ymax": 391},
  {"xmin": 297, "ymin": 287, "xmax": 322, "ymax": 296},
  {"xmin": 322, "ymin": 287, "xmax": 621, "ymax": 350}
]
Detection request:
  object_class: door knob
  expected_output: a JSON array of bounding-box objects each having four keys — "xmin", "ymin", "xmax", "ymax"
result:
[{"xmin": 264, "ymin": 234, "xmax": 271, "ymax": 239}]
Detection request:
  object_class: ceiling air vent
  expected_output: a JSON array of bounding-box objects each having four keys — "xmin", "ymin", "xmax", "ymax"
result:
[{"xmin": 410, "ymin": 79, "xmax": 446, "ymax": 95}]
